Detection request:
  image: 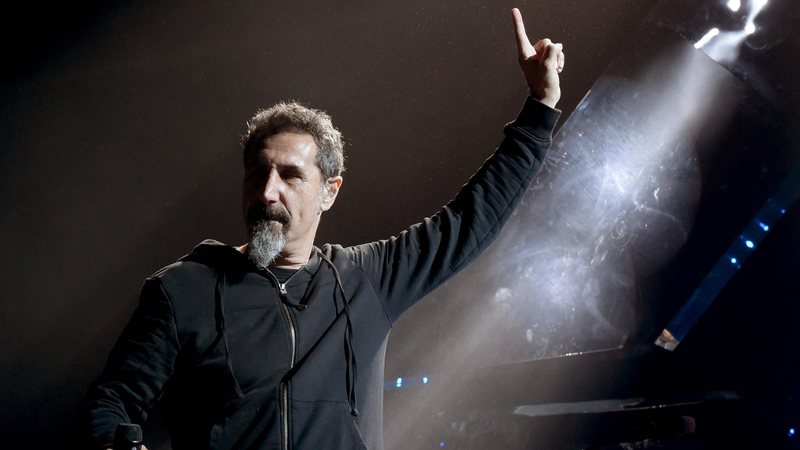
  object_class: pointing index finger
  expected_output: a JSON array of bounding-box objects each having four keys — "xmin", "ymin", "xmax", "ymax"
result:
[{"xmin": 512, "ymin": 8, "xmax": 535, "ymax": 60}]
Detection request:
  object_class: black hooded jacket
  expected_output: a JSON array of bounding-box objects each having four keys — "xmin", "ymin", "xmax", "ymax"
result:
[{"xmin": 76, "ymin": 98, "xmax": 559, "ymax": 449}]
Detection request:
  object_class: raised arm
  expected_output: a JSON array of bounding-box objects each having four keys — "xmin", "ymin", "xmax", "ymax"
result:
[{"xmin": 347, "ymin": 9, "xmax": 564, "ymax": 320}]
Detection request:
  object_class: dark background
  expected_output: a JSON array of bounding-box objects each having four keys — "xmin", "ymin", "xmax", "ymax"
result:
[{"xmin": 1, "ymin": 1, "xmax": 797, "ymax": 449}]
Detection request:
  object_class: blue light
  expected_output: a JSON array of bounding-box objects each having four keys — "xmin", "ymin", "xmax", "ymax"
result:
[
  {"xmin": 423, "ymin": 376, "xmax": 429, "ymax": 384},
  {"xmin": 781, "ymin": 208, "xmax": 787, "ymax": 214},
  {"xmin": 789, "ymin": 427, "xmax": 796, "ymax": 437},
  {"xmin": 730, "ymin": 257, "xmax": 738, "ymax": 264},
  {"xmin": 396, "ymin": 377, "xmax": 403, "ymax": 387},
  {"xmin": 439, "ymin": 441, "xmax": 446, "ymax": 448},
  {"xmin": 745, "ymin": 240, "xmax": 754, "ymax": 249},
  {"xmin": 759, "ymin": 222, "xmax": 770, "ymax": 231}
]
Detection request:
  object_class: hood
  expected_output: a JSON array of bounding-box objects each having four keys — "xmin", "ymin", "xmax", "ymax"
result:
[{"xmin": 179, "ymin": 239, "xmax": 252, "ymax": 271}]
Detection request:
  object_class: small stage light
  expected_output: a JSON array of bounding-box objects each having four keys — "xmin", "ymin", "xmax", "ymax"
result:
[{"xmin": 694, "ymin": 28, "xmax": 720, "ymax": 49}]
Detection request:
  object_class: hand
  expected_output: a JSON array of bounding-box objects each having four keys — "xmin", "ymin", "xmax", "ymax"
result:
[{"xmin": 511, "ymin": 8, "xmax": 565, "ymax": 108}]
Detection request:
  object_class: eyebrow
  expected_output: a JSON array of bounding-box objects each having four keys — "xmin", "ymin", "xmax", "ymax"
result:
[{"xmin": 246, "ymin": 160, "xmax": 308, "ymax": 177}]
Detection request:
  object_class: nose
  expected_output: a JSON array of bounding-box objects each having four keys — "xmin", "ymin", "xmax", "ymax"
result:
[{"xmin": 262, "ymin": 169, "xmax": 283, "ymax": 204}]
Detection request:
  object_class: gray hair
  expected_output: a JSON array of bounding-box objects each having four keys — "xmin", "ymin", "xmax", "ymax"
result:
[{"xmin": 242, "ymin": 101, "xmax": 345, "ymax": 179}]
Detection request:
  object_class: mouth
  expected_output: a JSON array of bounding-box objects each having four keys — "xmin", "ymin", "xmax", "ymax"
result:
[{"xmin": 247, "ymin": 205, "xmax": 290, "ymax": 226}]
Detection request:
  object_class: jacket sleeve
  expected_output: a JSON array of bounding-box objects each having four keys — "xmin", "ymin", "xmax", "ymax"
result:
[
  {"xmin": 347, "ymin": 97, "xmax": 560, "ymax": 323},
  {"xmin": 75, "ymin": 278, "xmax": 180, "ymax": 449}
]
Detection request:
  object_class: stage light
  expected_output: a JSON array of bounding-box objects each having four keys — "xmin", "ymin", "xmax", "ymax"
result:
[
  {"xmin": 730, "ymin": 257, "xmax": 738, "ymax": 264},
  {"xmin": 759, "ymin": 222, "xmax": 770, "ymax": 231},
  {"xmin": 694, "ymin": 28, "xmax": 720, "ymax": 48},
  {"xmin": 696, "ymin": 0, "xmax": 770, "ymax": 61},
  {"xmin": 789, "ymin": 427, "xmax": 796, "ymax": 437},
  {"xmin": 745, "ymin": 240, "xmax": 754, "ymax": 248},
  {"xmin": 726, "ymin": 0, "xmax": 741, "ymax": 12},
  {"xmin": 385, "ymin": 375, "xmax": 431, "ymax": 391}
]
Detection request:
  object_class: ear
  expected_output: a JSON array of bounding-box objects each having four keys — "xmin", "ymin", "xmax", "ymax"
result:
[{"xmin": 320, "ymin": 176, "xmax": 343, "ymax": 212}]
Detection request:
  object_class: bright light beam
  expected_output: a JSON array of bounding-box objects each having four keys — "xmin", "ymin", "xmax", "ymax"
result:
[{"xmin": 696, "ymin": 0, "xmax": 769, "ymax": 62}]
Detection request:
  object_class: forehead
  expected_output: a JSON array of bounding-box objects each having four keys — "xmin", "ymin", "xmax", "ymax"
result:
[{"xmin": 250, "ymin": 131, "xmax": 319, "ymax": 170}]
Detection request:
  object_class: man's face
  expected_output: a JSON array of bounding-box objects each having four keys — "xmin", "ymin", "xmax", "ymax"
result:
[{"xmin": 243, "ymin": 132, "xmax": 338, "ymax": 266}]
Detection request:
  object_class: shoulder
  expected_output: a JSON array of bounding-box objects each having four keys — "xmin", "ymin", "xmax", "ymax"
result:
[
  {"xmin": 150, "ymin": 258, "xmax": 218, "ymax": 286},
  {"xmin": 318, "ymin": 243, "xmax": 348, "ymax": 258},
  {"xmin": 318, "ymin": 242, "xmax": 384, "ymax": 267},
  {"xmin": 144, "ymin": 240, "xmax": 245, "ymax": 305},
  {"xmin": 317, "ymin": 242, "xmax": 378, "ymax": 275}
]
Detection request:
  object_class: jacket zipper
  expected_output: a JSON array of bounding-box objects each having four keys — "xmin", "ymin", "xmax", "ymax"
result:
[
  {"xmin": 266, "ymin": 268, "xmax": 303, "ymax": 450},
  {"xmin": 280, "ymin": 302, "xmax": 295, "ymax": 450}
]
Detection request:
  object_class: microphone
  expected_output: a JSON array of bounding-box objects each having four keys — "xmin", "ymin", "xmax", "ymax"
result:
[{"xmin": 113, "ymin": 423, "xmax": 143, "ymax": 450}]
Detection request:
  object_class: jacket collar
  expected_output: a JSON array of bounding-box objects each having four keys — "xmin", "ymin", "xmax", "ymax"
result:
[{"xmin": 182, "ymin": 239, "xmax": 323, "ymax": 284}]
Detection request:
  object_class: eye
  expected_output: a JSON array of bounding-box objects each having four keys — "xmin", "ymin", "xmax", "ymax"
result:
[{"xmin": 281, "ymin": 168, "xmax": 305, "ymax": 184}]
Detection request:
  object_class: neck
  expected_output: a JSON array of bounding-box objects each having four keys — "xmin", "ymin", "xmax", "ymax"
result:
[{"xmin": 272, "ymin": 245, "xmax": 313, "ymax": 269}]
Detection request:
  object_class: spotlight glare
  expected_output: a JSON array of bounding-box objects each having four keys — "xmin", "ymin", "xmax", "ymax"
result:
[
  {"xmin": 423, "ymin": 376, "xmax": 429, "ymax": 384},
  {"xmin": 730, "ymin": 257, "xmax": 738, "ymax": 264},
  {"xmin": 727, "ymin": 0, "xmax": 741, "ymax": 11},
  {"xmin": 694, "ymin": 28, "xmax": 720, "ymax": 49},
  {"xmin": 745, "ymin": 240, "xmax": 754, "ymax": 248},
  {"xmin": 758, "ymin": 222, "xmax": 770, "ymax": 231},
  {"xmin": 789, "ymin": 427, "xmax": 796, "ymax": 437},
  {"xmin": 745, "ymin": 22, "xmax": 756, "ymax": 34}
]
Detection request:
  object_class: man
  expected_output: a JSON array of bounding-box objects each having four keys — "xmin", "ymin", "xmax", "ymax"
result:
[{"xmin": 77, "ymin": 8, "xmax": 564, "ymax": 450}]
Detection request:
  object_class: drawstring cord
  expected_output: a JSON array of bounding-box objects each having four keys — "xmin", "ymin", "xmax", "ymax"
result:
[
  {"xmin": 317, "ymin": 251, "xmax": 359, "ymax": 417},
  {"xmin": 215, "ymin": 270, "xmax": 244, "ymax": 398}
]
